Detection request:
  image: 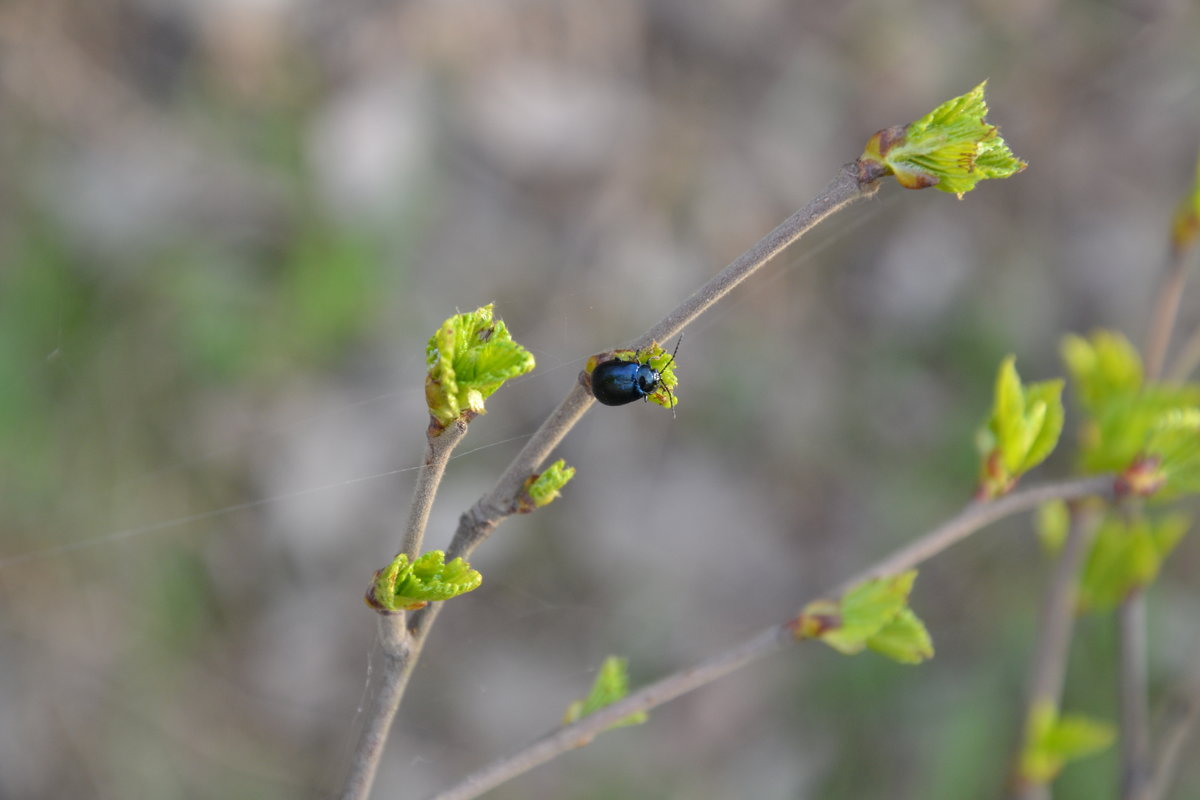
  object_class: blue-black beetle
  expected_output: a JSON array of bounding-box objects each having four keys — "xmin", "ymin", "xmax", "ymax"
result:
[{"xmin": 590, "ymin": 337, "xmax": 680, "ymax": 413}]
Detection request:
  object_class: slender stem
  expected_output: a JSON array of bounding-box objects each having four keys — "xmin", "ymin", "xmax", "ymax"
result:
[
  {"xmin": 403, "ymin": 419, "xmax": 469, "ymax": 558},
  {"xmin": 1119, "ymin": 591, "xmax": 1151, "ymax": 800},
  {"xmin": 1164, "ymin": 324, "xmax": 1200, "ymax": 382},
  {"xmin": 449, "ymin": 384, "xmax": 596, "ymax": 558},
  {"xmin": 634, "ymin": 164, "xmax": 876, "ymax": 352},
  {"xmin": 1166, "ymin": 241, "xmax": 1200, "ymax": 381},
  {"xmin": 1009, "ymin": 506, "xmax": 1100, "ymax": 800},
  {"xmin": 1118, "ymin": 245, "xmax": 1192, "ymax": 800},
  {"xmin": 337, "ymin": 164, "xmax": 881, "ymax": 800},
  {"xmin": 1144, "ymin": 246, "xmax": 1191, "ymax": 381},
  {"xmin": 427, "ymin": 477, "xmax": 1114, "ymax": 800},
  {"xmin": 429, "ymin": 626, "xmax": 787, "ymax": 800},
  {"xmin": 342, "ymin": 419, "xmax": 469, "ymax": 799},
  {"xmin": 339, "ymin": 619, "xmax": 415, "ymax": 800},
  {"xmin": 830, "ymin": 476, "xmax": 1112, "ymax": 598},
  {"xmin": 1026, "ymin": 508, "xmax": 1097, "ymax": 705},
  {"xmin": 342, "ymin": 603, "xmax": 451, "ymax": 800},
  {"xmin": 453, "ymin": 163, "xmax": 878, "ymax": 560},
  {"xmin": 1136, "ymin": 651, "xmax": 1200, "ymax": 800}
]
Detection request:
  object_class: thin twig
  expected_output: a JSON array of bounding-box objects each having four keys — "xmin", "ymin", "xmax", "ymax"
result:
[
  {"xmin": 339, "ymin": 620, "xmax": 414, "ymax": 800},
  {"xmin": 336, "ymin": 164, "xmax": 881, "ymax": 800},
  {"xmin": 831, "ymin": 477, "xmax": 1111, "ymax": 597},
  {"xmin": 1009, "ymin": 506, "xmax": 1101, "ymax": 800},
  {"xmin": 428, "ymin": 626, "xmax": 788, "ymax": 800},
  {"xmin": 403, "ymin": 420, "xmax": 470, "ymax": 558},
  {"xmin": 634, "ymin": 165, "xmax": 875, "ymax": 352},
  {"xmin": 1025, "ymin": 508, "xmax": 1099, "ymax": 706},
  {"xmin": 1164, "ymin": 324, "xmax": 1200, "ymax": 382},
  {"xmin": 1144, "ymin": 246, "xmax": 1192, "ymax": 381},
  {"xmin": 1119, "ymin": 243, "xmax": 1192, "ymax": 800},
  {"xmin": 1119, "ymin": 592, "xmax": 1152, "ymax": 800},
  {"xmin": 427, "ymin": 476, "xmax": 1114, "ymax": 800},
  {"xmin": 1135, "ymin": 647, "xmax": 1200, "ymax": 800},
  {"xmin": 448, "ymin": 384, "xmax": 596, "ymax": 558},
  {"xmin": 341, "ymin": 419, "xmax": 469, "ymax": 800},
  {"xmin": 454, "ymin": 163, "xmax": 878, "ymax": 560}
]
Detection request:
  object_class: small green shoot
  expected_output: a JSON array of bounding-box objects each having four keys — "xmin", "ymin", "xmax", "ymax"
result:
[
  {"xmin": 1078, "ymin": 389, "xmax": 1200, "ymax": 482},
  {"xmin": 1171, "ymin": 151, "xmax": 1200, "ymax": 255},
  {"xmin": 562, "ymin": 656, "xmax": 647, "ymax": 734},
  {"xmin": 1140, "ymin": 408, "xmax": 1200, "ymax": 495},
  {"xmin": 1035, "ymin": 500, "xmax": 1071, "ymax": 555},
  {"xmin": 976, "ymin": 356, "xmax": 1065, "ymax": 499},
  {"xmin": 1060, "ymin": 331, "xmax": 1143, "ymax": 413},
  {"xmin": 863, "ymin": 608, "xmax": 936, "ymax": 665},
  {"xmin": 1078, "ymin": 513, "xmax": 1188, "ymax": 611},
  {"xmin": 858, "ymin": 81, "xmax": 1027, "ymax": 198},
  {"xmin": 518, "ymin": 458, "xmax": 576, "ymax": 513},
  {"xmin": 793, "ymin": 571, "xmax": 934, "ymax": 664},
  {"xmin": 365, "ymin": 551, "xmax": 483, "ymax": 613},
  {"xmin": 425, "ymin": 304, "xmax": 536, "ymax": 430},
  {"xmin": 1017, "ymin": 702, "xmax": 1115, "ymax": 786},
  {"xmin": 1060, "ymin": 330, "xmax": 1200, "ymax": 484}
]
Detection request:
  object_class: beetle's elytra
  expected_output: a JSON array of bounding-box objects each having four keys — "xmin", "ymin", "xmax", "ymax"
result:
[{"xmin": 590, "ymin": 337, "xmax": 680, "ymax": 411}]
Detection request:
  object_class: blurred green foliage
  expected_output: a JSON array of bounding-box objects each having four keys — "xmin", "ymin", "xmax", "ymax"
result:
[{"xmin": 1, "ymin": 191, "xmax": 390, "ymax": 535}]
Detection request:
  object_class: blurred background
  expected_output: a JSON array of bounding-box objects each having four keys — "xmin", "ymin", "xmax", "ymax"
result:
[{"xmin": 2, "ymin": 0, "xmax": 1199, "ymax": 798}]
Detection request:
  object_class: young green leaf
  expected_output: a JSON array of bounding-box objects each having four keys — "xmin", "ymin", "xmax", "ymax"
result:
[
  {"xmin": 518, "ymin": 458, "xmax": 577, "ymax": 513},
  {"xmin": 858, "ymin": 81, "xmax": 1027, "ymax": 198},
  {"xmin": 1077, "ymin": 387, "xmax": 1200, "ymax": 477},
  {"xmin": 562, "ymin": 656, "xmax": 648, "ymax": 732},
  {"xmin": 1060, "ymin": 330, "xmax": 1143, "ymax": 414},
  {"xmin": 1171, "ymin": 150, "xmax": 1200, "ymax": 255},
  {"xmin": 365, "ymin": 551, "xmax": 483, "ymax": 613},
  {"xmin": 1142, "ymin": 408, "xmax": 1200, "ymax": 495},
  {"xmin": 793, "ymin": 571, "xmax": 933, "ymax": 664},
  {"xmin": 1059, "ymin": 328, "xmax": 1200, "ymax": 487},
  {"xmin": 865, "ymin": 607, "xmax": 935, "ymax": 664},
  {"xmin": 976, "ymin": 356, "xmax": 1065, "ymax": 498},
  {"xmin": 1035, "ymin": 500, "xmax": 1070, "ymax": 555},
  {"xmin": 1077, "ymin": 514, "xmax": 1189, "ymax": 611},
  {"xmin": 1017, "ymin": 702, "xmax": 1115, "ymax": 786},
  {"xmin": 425, "ymin": 304, "xmax": 536, "ymax": 429},
  {"xmin": 1058, "ymin": 327, "xmax": 1200, "ymax": 486}
]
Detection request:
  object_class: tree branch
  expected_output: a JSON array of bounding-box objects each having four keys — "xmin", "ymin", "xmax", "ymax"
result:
[
  {"xmin": 452, "ymin": 163, "xmax": 879, "ymax": 561},
  {"xmin": 1025, "ymin": 508, "xmax": 1098, "ymax": 705},
  {"xmin": 1164, "ymin": 323, "xmax": 1200, "ymax": 382},
  {"xmin": 1119, "ymin": 592, "xmax": 1152, "ymax": 800},
  {"xmin": 426, "ymin": 476, "xmax": 1114, "ymax": 800},
  {"xmin": 339, "ymin": 420, "xmax": 470, "ymax": 798},
  {"xmin": 1135, "ymin": 647, "xmax": 1200, "ymax": 800},
  {"xmin": 1119, "ymin": 240, "xmax": 1192, "ymax": 800},
  {"xmin": 830, "ymin": 477, "xmax": 1110, "ymax": 597},
  {"xmin": 336, "ymin": 163, "xmax": 881, "ymax": 800},
  {"xmin": 1144, "ymin": 246, "xmax": 1192, "ymax": 381},
  {"xmin": 339, "ymin": 620, "xmax": 415, "ymax": 800},
  {"xmin": 403, "ymin": 419, "xmax": 469, "ymax": 558},
  {"xmin": 1009, "ymin": 506, "xmax": 1101, "ymax": 800}
]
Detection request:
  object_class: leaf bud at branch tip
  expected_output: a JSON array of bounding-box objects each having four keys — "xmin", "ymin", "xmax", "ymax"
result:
[
  {"xmin": 856, "ymin": 81, "xmax": 1027, "ymax": 198},
  {"xmin": 424, "ymin": 304, "xmax": 536, "ymax": 431},
  {"xmin": 517, "ymin": 459, "xmax": 576, "ymax": 513}
]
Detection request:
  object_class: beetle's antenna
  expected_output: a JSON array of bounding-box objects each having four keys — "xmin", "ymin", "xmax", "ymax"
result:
[
  {"xmin": 662, "ymin": 334, "xmax": 682, "ymax": 418},
  {"xmin": 663, "ymin": 333, "xmax": 683, "ymax": 371}
]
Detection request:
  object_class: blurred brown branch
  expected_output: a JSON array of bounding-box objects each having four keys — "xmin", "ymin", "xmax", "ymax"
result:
[
  {"xmin": 428, "ymin": 476, "xmax": 1115, "ymax": 800},
  {"xmin": 339, "ymin": 163, "xmax": 880, "ymax": 800}
]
